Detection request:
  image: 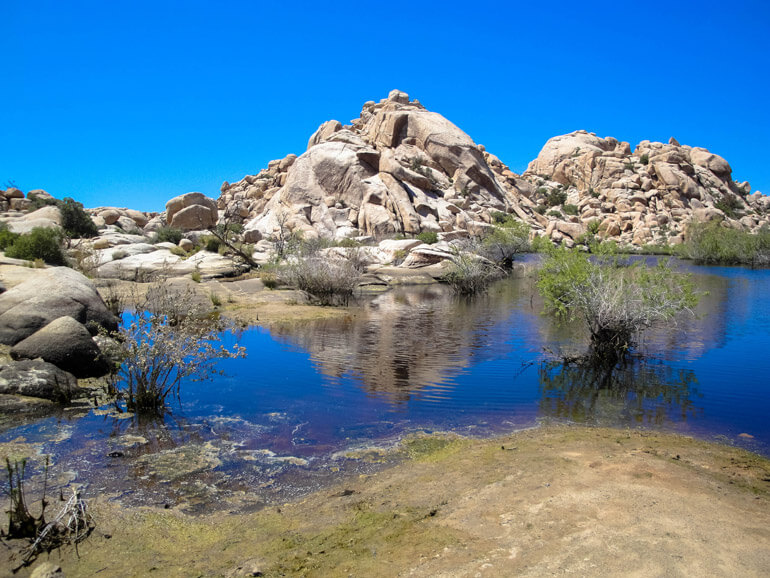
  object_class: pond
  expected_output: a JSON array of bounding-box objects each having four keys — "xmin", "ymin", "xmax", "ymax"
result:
[{"xmin": 2, "ymin": 260, "xmax": 769, "ymax": 512}]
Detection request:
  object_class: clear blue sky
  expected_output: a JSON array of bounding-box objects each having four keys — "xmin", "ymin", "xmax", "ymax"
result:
[{"xmin": 3, "ymin": 0, "xmax": 768, "ymax": 212}]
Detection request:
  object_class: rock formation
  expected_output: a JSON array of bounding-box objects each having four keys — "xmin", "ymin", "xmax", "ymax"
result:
[
  {"xmin": 220, "ymin": 89, "xmax": 532, "ymax": 244},
  {"xmin": 522, "ymin": 131, "xmax": 768, "ymax": 246},
  {"xmin": 218, "ymin": 91, "xmax": 767, "ymax": 249}
]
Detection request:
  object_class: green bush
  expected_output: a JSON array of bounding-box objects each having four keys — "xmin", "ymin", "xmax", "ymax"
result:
[
  {"xmin": 640, "ymin": 153, "xmax": 649, "ymax": 165},
  {"xmin": 200, "ymin": 235, "xmax": 221, "ymax": 253},
  {"xmin": 714, "ymin": 195, "xmax": 743, "ymax": 219},
  {"xmin": 334, "ymin": 238, "xmax": 361, "ymax": 248},
  {"xmin": 154, "ymin": 227, "xmax": 183, "ymax": 245},
  {"xmin": 563, "ymin": 204, "xmax": 579, "ymax": 216},
  {"xmin": 546, "ymin": 190, "xmax": 567, "ymax": 207},
  {"xmin": 681, "ymin": 221, "xmax": 770, "ymax": 266},
  {"xmin": 0, "ymin": 227, "xmax": 20, "ymax": 250},
  {"xmin": 537, "ymin": 246, "xmax": 698, "ymax": 365},
  {"xmin": 416, "ymin": 231, "xmax": 439, "ymax": 245},
  {"xmin": 491, "ymin": 211, "xmax": 509, "ymax": 224},
  {"xmin": 481, "ymin": 218, "xmax": 530, "ymax": 267},
  {"xmin": 534, "ymin": 205, "xmax": 547, "ymax": 215},
  {"xmin": 59, "ymin": 197, "xmax": 98, "ymax": 238},
  {"xmin": 5, "ymin": 227, "xmax": 67, "ymax": 265},
  {"xmin": 547, "ymin": 210, "xmax": 564, "ymax": 219}
]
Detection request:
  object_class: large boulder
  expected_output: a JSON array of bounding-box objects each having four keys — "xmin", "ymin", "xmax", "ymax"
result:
[
  {"xmin": 0, "ymin": 359, "xmax": 81, "ymax": 403},
  {"xmin": 166, "ymin": 192, "xmax": 218, "ymax": 231},
  {"xmin": 3, "ymin": 205, "xmax": 62, "ymax": 234},
  {"xmin": 11, "ymin": 316, "xmax": 109, "ymax": 378},
  {"xmin": 0, "ymin": 267, "xmax": 119, "ymax": 345}
]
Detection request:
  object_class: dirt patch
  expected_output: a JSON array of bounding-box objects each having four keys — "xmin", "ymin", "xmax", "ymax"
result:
[{"xmin": 9, "ymin": 425, "xmax": 769, "ymax": 577}]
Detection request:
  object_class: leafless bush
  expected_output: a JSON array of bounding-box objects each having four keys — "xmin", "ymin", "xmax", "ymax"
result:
[
  {"xmin": 280, "ymin": 256, "xmax": 362, "ymax": 306},
  {"xmin": 104, "ymin": 280, "xmax": 246, "ymax": 414},
  {"xmin": 443, "ymin": 252, "xmax": 502, "ymax": 295}
]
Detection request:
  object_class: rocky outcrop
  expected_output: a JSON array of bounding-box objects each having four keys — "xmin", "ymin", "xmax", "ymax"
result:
[
  {"xmin": 166, "ymin": 192, "xmax": 218, "ymax": 231},
  {"xmin": 522, "ymin": 130, "xmax": 768, "ymax": 246},
  {"xmin": 10, "ymin": 315, "xmax": 109, "ymax": 378},
  {"xmin": 220, "ymin": 90, "xmax": 530, "ymax": 244},
  {"xmin": 218, "ymin": 94, "xmax": 767, "ymax": 250},
  {"xmin": 0, "ymin": 266, "xmax": 119, "ymax": 345}
]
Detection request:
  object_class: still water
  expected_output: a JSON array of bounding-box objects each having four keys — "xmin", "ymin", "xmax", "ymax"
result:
[{"xmin": 2, "ymin": 261, "xmax": 769, "ymax": 509}]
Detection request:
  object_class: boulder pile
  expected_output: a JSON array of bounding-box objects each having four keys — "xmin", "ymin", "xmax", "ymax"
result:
[{"xmin": 218, "ymin": 91, "xmax": 767, "ymax": 248}]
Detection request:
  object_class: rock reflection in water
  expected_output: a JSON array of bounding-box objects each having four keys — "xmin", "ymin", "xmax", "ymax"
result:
[
  {"xmin": 269, "ymin": 281, "xmax": 538, "ymax": 404},
  {"xmin": 538, "ymin": 358, "xmax": 701, "ymax": 426}
]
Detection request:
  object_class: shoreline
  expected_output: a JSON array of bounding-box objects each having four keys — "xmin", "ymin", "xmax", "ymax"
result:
[{"xmin": 5, "ymin": 424, "xmax": 769, "ymax": 576}]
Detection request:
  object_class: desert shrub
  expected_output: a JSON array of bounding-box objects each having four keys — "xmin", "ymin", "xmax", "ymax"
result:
[
  {"xmin": 280, "ymin": 256, "xmax": 362, "ymax": 306},
  {"xmin": 104, "ymin": 281, "xmax": 246, "ymax": 415},
  {"xmin": 546, "ymin": 190, "xmax": 568, "ymax": 207},
  {"xmin": 5, "ymin": 227, "xmax": 66, "ymax": 265},
  {"xmin": 443, "ymin": 253, "xmax": 501, "ymax": 295},
  {"xmin": 480, "ymin": 218, "xmax": 530, "ymax": 268},
  {"xmin": 714, "ymin": 195, "xmax": 743, "ymax": 219},
  {"xmin": 416, "ymin": 231, "xmax": 439, "ymax": 245},
  {"xmin": 547, "ymin": 210, "xmax": 564, "ymax": 219},
  {"xmin": 640, "ymin": 153, "xmax": 649, "ymax": 165},
  {"xmin": 534, "ymin": 205, "xmax": 547, "ymax": 215},
  {"xmin": 530, "ymin": 235, "xmax": 554, "ymax": 253},
  {"xmin": 0, "ymin": 227, "xmax": 20, "ymax": 250},
  {"xmin": 154, "ymin": 226, "xmax": 183, "ymax": 245},
  {"xmin": 563, "ymin": 204, "xmax": 579, "ymax": 216},
  {"xmin": 681, "ymin": 221, "xmax": 770, "ymax": 266},
  {"xmin": 491, "ymin": 211, "xmax": 509, "ymax": 224},
  {"xmin": 537, "ymin": 247, "xmax": 698, "ymax": 366},
  {"xmin": 335, "ymin": 238, "xmax": 361, "ymax": 248},
  {"xmin": 59, "ymin": 197, "xmax": 98, "ymax": 238}
]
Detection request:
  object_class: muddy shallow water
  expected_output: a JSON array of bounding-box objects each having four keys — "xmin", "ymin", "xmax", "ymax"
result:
[{"xmin": 1, "ymin": 260, "xmax": 768, "ymax": 513}]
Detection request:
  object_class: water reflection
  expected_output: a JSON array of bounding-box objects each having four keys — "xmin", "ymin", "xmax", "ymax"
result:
[
  {"xmin": 538, "ymin": 358, "xmax": 701, "ymax": 426},
  {"xmin": 269, "ymin": 280, "xmax": 541, "ymax": 404}
]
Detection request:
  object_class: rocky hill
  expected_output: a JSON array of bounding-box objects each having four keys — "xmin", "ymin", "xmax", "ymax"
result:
[{"xmin": 219, "ymin": 90, "xmax": 768, "ymax": 248}]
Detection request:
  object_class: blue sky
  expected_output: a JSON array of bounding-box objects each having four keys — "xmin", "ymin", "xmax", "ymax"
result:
[{"xmin": 3, "ymin": 0, "xmax": 768, "ymax": 212}]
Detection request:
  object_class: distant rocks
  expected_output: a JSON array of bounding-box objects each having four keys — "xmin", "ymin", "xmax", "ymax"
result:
[
  {"xmin": 166, "ymin": 192, "xmax": 218, "ymax": 231},
  {"xmin": 521, "ymin": 130, "xmax": 768, "ymax": 246},
  {"xmin": 220, "ymin": 89, "xmax": 529, "ymax": 245},
  {"xmin": 217, "ymin": 93, "xmax": 767, "ymax": 250}
]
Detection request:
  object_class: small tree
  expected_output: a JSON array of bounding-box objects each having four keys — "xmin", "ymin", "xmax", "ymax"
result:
[
  {"xmin": 59, "ymin": 197, "xmax": 98, "ymax": 239},
  {"xmin": 537, "ymin": 247, "xmax": 699, "ymax": 366},
  {"xmin": 480, "ymin": 218, "xmax": 530, "ymax": 268},
  {"xmin": 105, "ymin": 282, "xmax": 246, "ymax": 414}
]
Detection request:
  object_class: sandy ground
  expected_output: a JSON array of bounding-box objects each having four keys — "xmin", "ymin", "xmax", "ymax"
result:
[{"xmin": 4, "ymin": 425, "xmax": 768, "ymax": 577}]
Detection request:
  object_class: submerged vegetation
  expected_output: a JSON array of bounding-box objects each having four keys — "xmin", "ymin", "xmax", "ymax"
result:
[
  {"xmin": 104, "ymin": 281, "xmax": 246, "ymax": 415},
  {"xmin": 537, "ymin": 246, "xmax": 699, "ymax": 366}
]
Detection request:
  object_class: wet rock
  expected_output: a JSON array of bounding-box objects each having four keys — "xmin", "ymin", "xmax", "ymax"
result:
[{"xmin": 0, "ymin": 359, "xmax": 80, "ymax": 403}]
